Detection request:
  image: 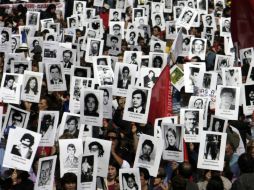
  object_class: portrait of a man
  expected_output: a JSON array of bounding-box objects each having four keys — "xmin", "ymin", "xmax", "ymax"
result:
[
  {"xmin": 139, "ymin": 139, "xmax": 154, "ymax": 163},
  {"xmin": 49, "ymin": 64, "xmax": 63, "ymax": 85},
  {"xmin": 64, "ymin": 144, "xmax": 79, "ymax": 168},
  {"xmin": 219, "ymin": 88, "xmax": 235, "ymax": 110},
  {"xmin": 128, "ymin": 89, "xmax": 147, "ymax": 114},
  {"xmin": 38, "ymin": 160, "xmax": 53, "ymax": 186},
  {"xmin": 11, "ymin": 133, "xmax": 34, "ymax": 159},
  {"xmin": 62, "ymin": 50, "xmax": 73, "ymax": 68},
  {"xmin": 88, "ymin": 141, "xmax": 104, "ymax": 157},
  {"xmin": 184, "ymin": 111, "xmax": 199, "ymax": 135},
  {"xmin": 64, "ymin": 116, "xmax": 79, "ymax": 138},
  {"xmin": 40, "ymin": 114, "xmax": 54, "ymax": 139},
  {"xmin": 117, "ymin": 66, "xmax": 131, "ymax": 89}
]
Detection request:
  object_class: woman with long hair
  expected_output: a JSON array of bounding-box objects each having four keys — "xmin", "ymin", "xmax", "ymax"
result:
[{"xmin": 24, "ymin": 77, "xmax": 38, "ymax": 95}]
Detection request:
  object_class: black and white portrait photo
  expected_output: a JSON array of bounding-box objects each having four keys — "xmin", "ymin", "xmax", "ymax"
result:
[
  {"xmin": 38, "ymin": 111, "xmax": 59, "ymax": 147},
  {"xmin": 119, "ymin": 168, "xmax": 141, "ymax": 190},
  {"xmin": 107, "ymin": 34, "xmax": 121, "ymax": 55},
  {"xmin": 166, "ymin": 21, "xmax": 177, "ymax": 39},
  {"xmin": 180, "ymin": 108, "xmax": 204, "ymax": 142},
  {"xmin": 80, "ymin": 89, "xmax": 103, "ymax": 126},
  {"xmin": 109, "ymin": 22, "xmax": 124, "ymax": 38},
  {"xmin": 176, "ymin": 7, "xmax": 197, "ymax": 29},
  {"xmin": 100, "ymin": 86, "xmax": 113, "ymax": 119},
  {"xmin": 45, "ymin": 63, "xmax": 67, "ymax": 92},
  {"xmin": 220, "ymin": 17, "xmax": 231, "ymax": 36},
  {"xmin": 73, "ymin": 1, "xmax": 86, "ymax": 15},
  {"xmin": 35, "ymin": 155, "xmax": 57, "ymax": 190},
  {"xmin": 243, "ymin": 84, "xmax": 254, "ymax": 115},
  {"xmin": 215, "ymin": 85, "xmax": 240, "ymax": 120},
  {"xmin": 85, "ymin": 39, "xmax": 103, "ymax": 62},
  {"xmin": 134, "ymin": 134, "xmax": 163, "ymax": 177},
  {"xmin": 197, "ymin": 131, "xmax": 227, "ymax": 171},
  {"xmin": 1, "ymin": 105, "xmax": 30, "ymax": 139},
  {"xmin": 149, "ymin": 52, "xmax": 167, "ymax": 69},
  {"xmin": 123, "ymin": 87, "xmax": 151, "ymax": 124},
  {"xmin": 189, "ymin": 37, "xmax": 207, "ymax": 60},
  {"xmin": 110, "ymin": 9, "xmax": 121, "ymax": 22},
  {"xmin": 214, "ymin": 54, "xmax": 234, "ymax": 71},
  {"xmin": 2, "ymin": 127, "xmax": 41, "ymax": 172},
  {"xmin": 21, "ymin": 71, "xmax": 43, "ymax": 103},
  {"xmin": 184, "ymin": 63, "xmax": 206, "ymax": 93},
  {"xmin": 26, "ymin": 11, "xmax": 40, "ymax": 30},
  {"xmin": 139, "ymin": 68, "xmax": 160, "ymax": 89},
  {"xmin": 59, "ymin": 139, "xmax": 83, "ymax": 177},
  {"xmin": 1, "ymin": 73, "xmax": 22, "ymax": 104},
  {"xmin": 208, "ymin": 115, "xmax": 227, "ymax": 132},
  {"xmin": 84, "ymin": 137, "xmax": 112, "ymax": 177},
  {"xmin": 221, "ymin": 67, "xmax": 241, "ymax": 86},
  {"xmin": 162, "ymin": 124, "xmax": 184, "ymax": 162},
  {"xmin": 240, "ymin": 48, "xmax": 253, "ymax": 66}
]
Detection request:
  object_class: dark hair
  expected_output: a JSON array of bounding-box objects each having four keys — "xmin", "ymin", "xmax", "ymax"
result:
[
  {"xmin": 66, "ymin": 116, "xmax": 78, "ymax": 126},
  {"xmin": 20, "ymin": 133, "xmax": 34, "ymax": 147},
  {"xmin": 67, "ymin": 144, "xmax": 76, "ymax": 151},
  {"xmin": 32, "ymin": 40, "xmax": 39, "ymax": 47},
  {"xmin": 139, "ymin": 167, "xmax": 150, "ymax": 180},
  {"xmin": 111, "ymin": 36, "xmax": 119, "ymax": 42},
  {"xmin": 166, "ymin": 128, "xmax": 176, "ymax": 139},
  {"xmin": 220, "ymin": 88, "xmax": 235, "ymax": 98},
  {"xmin": 238, "ymin": 153, "xmax": 254, "ymax": 173},
  {"xmin": 153, "ymin": 56, "xmax": 163, "ymax": 67},
  {"xmin": 12, "ymin": 111, "xmax": 23, "ymax": 121},
  {"xmin": 103, "ymin": 89, "xmax": 109, "ymax": 97},
  {"xmin": 61, "ymin": 172, "xmax": 77, "ymax": 186},
  {"xmin": 113, "ymin": 24, "xmax": 121, "ymax": 29},
  {"xmin": 24, "ymin": 76, "xmax": 38, "ymax": 94},
  {"xmin": 132, "ymin": 89, "xmax": 147, "ymax": 106},
  {"xmin": 113, "ymin": 11, "xmax": 118, "ymax": 15},
  {"xmin": 1, "ymin": 30, "xmax": 9, "ymax": 41},
  {"xmin": 178, "ymin": 161, "xmax": 193, "ymax": 179},
  {"xmin": 122, "ymin": 173, "xmax": 138, "ymax": 188},
  {"xmin": 76, "ymin": 2, "xmax": 83, "ymax": 8},
  {"xmin": 154, "ymin": 42, "xmax": 161, "ymax": 47},
  {"xmin": 4, "ymin": 75, "xmax": 15, "ymax": 89},
  {"xmin": 47, "ymin": 35, "xmax": 54, "ymax": 41},
  {"xmin": 206, "ymin": 176, "xmax": 224, "ymax": 190},
  {"xmin": 148, "ymin": 70, "xmax": 155, "ymax": 75},
  {"xmin": 122, "ymin": 66, "xmax": 130, "ymax": 74},
  {"xmin": 50, "ymin": 64, "xmax": 61, "ymax": 73},
  {"xmin": 84, "ymin": 93, "xmax": 99, "ymax": 112},
  {"xmin": 155, "ymin": 14, "xmax": 161, "ymax": 20},
  {"xmin": 130, "ymin": 31, "xmax": 136, "ymax": 37},
  {"xmin": 88, "ymin": 141, "xmax": 104, "ymax": 157},
  {"xmin": 194, "ymin": 98, "xmax": 203, "ymax": 107},
  {"xmin": 63, "ymin": 50, "xmax": 72, "ymax": 58},
  {"xmin": 142, "ymin": 139, "xmax": 154, "ymax": 152}
]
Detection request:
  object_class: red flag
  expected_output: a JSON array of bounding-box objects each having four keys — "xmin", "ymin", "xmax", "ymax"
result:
[
  {"xmin": 148, "ymin": 64, "xmax": 173, "ymax": 124},
  {"xmin": 231, "ymin": 0, "xmax": 254, "ymax": 49}
]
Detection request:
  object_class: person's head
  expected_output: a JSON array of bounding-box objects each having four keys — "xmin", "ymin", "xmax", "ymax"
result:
[
  {"xmin": 190, "ymin": 67, "xmax": 200, "ymax": 84},
  {"xmin": 148, "ymin": 70, "xmax": 155, "ymax": 78},
  {"xmin": 16, "ymin": 64, "xmax": 27, "ymax": 74},
  {"xmin": 113, "ymin": 11, "xmax": 119, "ymax": 18},
  {"xmin": 81, "ymin": 156, "xmax": 93, "ymax": 173},
  {"xmin": 183, "ymin": 37, "xmax": 190, "ymax": 45},
  {"xmin": 76, "ymin": 2, "xmax": 83, "ymax": 13},
  {"xmin": 67, "ymin": 144, "xmax": 76, "ymax": 157},
  {"xmin": 32, "ymin": 39, "xmax": 39, "ymax": 47},
  {"xmin": 214, "ymin": 120, "xmax": 222, "ymax": 131},
  {"xmin": 88, "ymin": 141, "xmax": 104, "ymax": 157},
  {"xmin": 224, "ymin": 19, "xmax": 230, "ymax": 29},
  {"xmin": 41, "ymin": 114, "xmax": 52, "ymax": 132},
  {"xmin": 206, "ymin": 15, "xmax": 212, "ymax": 25},
  {"xmin": 122, "ymin": 66, "xmax": 130, "ymax": 79},
  {"xmin": 91, "ymin": 41, "xmax": 99, "ymax": 54},
  {"xmin": 220, "ymin": 88, "xmax": 235, "ymax": 109},
  {"xmin": 238, "ymin": 153, "xmax": 254, "ymax": 173},
  {"xmin": 225, "ymin": 142, "xmax": 235, "ymax": 160},
  {"xmin": 110, "ymin": 36, "xmax": 119, "ymax": 47},
  {"xmin": 166, "ymin": 128, "xmax": 177, "ymax": 147},
  {"xmin": 63, "ymin": 50, "xmax": 72, "ymax": 63},
  {"xmin": 141, "ymin": 139, "xmax": 154, "ymax": 157},
  {"xmin": 185, "ymin": 111, "xmax": 198, "ymax": 128},
  {"xmin": 130, "ymin": 31, "xmax": 136, "ymax": 39},
  {"xmin": 108, "ymin": 159, "xmax": 120, "ymax": 181},
  {"xmin": 11, "ymin": 37, "xmax": 17, "ymax": 51},
  {"xmin": 192, "ymin": 39, "xmax": 204, "ymax": 53},
  {"xmin": 103, "ymin": 89, "xmax": 109, "ymax": 105},
  {"xmin": 123, "ymin": 173, "xmax": 137, "ymax": 188},
  {"xmin": 194, "ymin": 98, "xmax": 203, "ymax": 109},
  {"xmin": 131, "ymin": 53, "xmax": 137, "ymax": 60},
  {"xmin": 50, "ymin": 64, "xmax": 61, "ymax": 80},
  {"xmin": 47, "ymin": 35, "xmax": 54, "ymax": 41},
  {"xmin": 131, "ymin": 89, "xmax": 146, "ymax": 108},
  {"xmin": 69, "ymin": 18, "xmax": 76, "ymax": 27},
  {"xmin": 153, "ymin": 56, "xmax": 163, "ymax": 68},
  {"xmin": 136, "ymin": 10, "xmax": 142, "ymax": 17},
  {"xmin": 97, "ymin": 58, "xmax": 107, "ymax": 65},
  {"xmin": 155, "ymin": 14, "xmax": 161, "ymax": 25},
  {"xmin": 139, "ymin": 167, "xmax": 150, "ymax": 188},
  {"xmin": 154, "ymin": 42, "xmax": 161, "ymax": 51},
  {"xmin": 155, "ymin": 4, "xmax": 160, "ymax": 11},
  {"xmin": 61, "ymin": 172, "xmax": 77, "ymax": 190},
  {"xmin": 39, "ymin": 97, "xmax": 49, "ymax": 111},
  {"xmin": 84, "ymin": 93, "xmax": 98, "ymax": 113},
  {"xmin": 206, "ymin": 175, "xmax": 224, "ymax": 190},
  {"xmin": 20, "ymin": 133, "xmax": 34, "ymax": 148},
  {"xmin": 12, "ymin": 111, "xmax": 23, "ymax": 126},
  {"xmin": 5, "ymin": 75, "xmax": 15, "ymax": 89},
  {"xmin": 39, "ymin": 160, "xmax": 52, "ymax": 184},
  {"xmin": 66, "ymin": 117, "xmax": 78, "ymax": 134},
  {"xmin": 182, "ymin": 10, "xmax": 193, "ymax": 22},
  {"xmin": 1, "ymin": 30, "xmax": 9, "ymax": 43},
  {"xmin": 25, "ymin": 76, "xmax": 38, "ymax": 94},
  {"xmin": 113, "ymin": 24, "xmax": 121, "ymax": 35}
]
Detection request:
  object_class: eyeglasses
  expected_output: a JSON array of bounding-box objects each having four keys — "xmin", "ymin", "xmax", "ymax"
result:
[{"xmin": 107, "ymin": 136, "xmax": 117, "ymax": 140}]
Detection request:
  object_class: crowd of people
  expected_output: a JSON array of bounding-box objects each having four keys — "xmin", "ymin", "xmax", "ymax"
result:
[{"xmin": 0, "ymin": 0, "xmax": 253, "ymax": 190}]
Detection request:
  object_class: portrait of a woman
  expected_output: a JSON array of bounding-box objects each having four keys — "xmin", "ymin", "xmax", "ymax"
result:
[
  {"xmin": 24, "ymin": 76, "xmax": 38, "ymax": 95},
  {"xmin": 165, "ymin": 127, "xmax": 180, "ymax": 151},
  {"xmin": 84, "ymin": 93, "xmax": 99, "ymax": 117}
]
